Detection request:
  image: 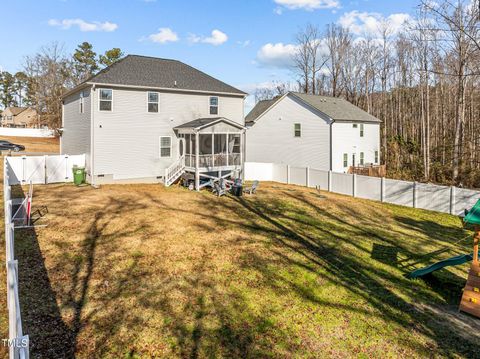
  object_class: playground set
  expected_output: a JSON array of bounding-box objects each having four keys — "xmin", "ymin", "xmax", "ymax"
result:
[{"xmin": 408, "ymin": 199, "xmax": 480, "ymax": 318}]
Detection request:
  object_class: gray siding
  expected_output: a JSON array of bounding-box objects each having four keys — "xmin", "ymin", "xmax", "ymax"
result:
[
  {"xmin": 61, "ymin": 87, "xmax": 91, "ymax": 173},
  {"xmin": 246, "ymin": 94, "xmax": 331, "ymax": 170},
  {"xmin": 91, "ymin": 87, "xmax": 244, "ymax": 180}
]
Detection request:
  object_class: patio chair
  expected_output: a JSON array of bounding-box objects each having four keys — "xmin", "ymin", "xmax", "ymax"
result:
[
  {"xmin": 243, "ymin": 180, "xmax": 259, "ymax": 195},
  {"xmin": 213, "ymin": 180, "xmax": 227, "ymax": 197}
]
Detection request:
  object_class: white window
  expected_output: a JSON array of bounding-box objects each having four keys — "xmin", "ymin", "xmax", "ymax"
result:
[
  {"xmin": 360, "ymin": 124, "xmax": 364, "ymax": 137},
  {"xmin": 148, "ymin": 92, "xmax": 159, "ymax": 113},
  {"xmin": 375, "ymin": 150, "xmax": 379, "ymax": 164},
  {"xmin": 99, "ymin": 89, "xmax": 112, "ymax": 111},
  {"xmin": 294, "ymin": 123, "xmax": 301, "ymax": 137},
  {"xmin": 160, "ymin": 136, "xmax": 171, "ymax": 158},
  {"xmin": 360, "ymin": 152, "xmax": 365, "ymax": 165},
  {"xmin": 209, "ymin": 97, "xmax": 218, "ymax": 115},
  {"xmin": 343, "ymin": 153, "xmax": 348, "ymax": 167},
  {"xmin": 79, "ymin": 91, "xmax": 85, "ymax": 114}
]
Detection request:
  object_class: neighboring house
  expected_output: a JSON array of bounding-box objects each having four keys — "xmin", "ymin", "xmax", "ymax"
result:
[
  {"xmin": 1, "ymin": 107, "xmax": 41, "ymax": 128},
  {"xmin": 245, "ymin": 92, "xmax": 381, "ymax": 173},
  {"xmin": 61, "ymin": 55, "xmax": 247, "ymax": 188}
]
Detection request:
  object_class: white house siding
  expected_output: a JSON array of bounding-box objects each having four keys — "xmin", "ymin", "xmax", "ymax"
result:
[
  {"xmin": 331, "ymin": 122, "xmax": 380, "ymax": 173},
  {"xmin": 61, "ymin": 88, "xmax": 92, "ymax": 175},
  {"xmin": 91, "ymin": 87, "xmax": 244, "ymax": 181},
  {"xmin": 246, "ymin": 95, "xmax": 331, "ymax": 170}
]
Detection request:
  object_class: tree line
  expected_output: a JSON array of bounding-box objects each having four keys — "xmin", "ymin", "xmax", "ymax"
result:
[
  {"xmin": 257, "ymin": 0, "xmax": 480, "ymax": 188},
  {"xmin": 0, "ymin": 42, "xmax": 124, "ymax": 128}
]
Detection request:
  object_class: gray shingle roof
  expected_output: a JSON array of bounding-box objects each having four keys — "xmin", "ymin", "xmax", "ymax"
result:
[
  {"xmin": 245, "ymin": 98, "xmax": 280, "ymax": 124},
  {"xmin": 290, "ymin": 92, "xmax": 381, "ymax": 123},
  {"xmin": 246, "ymin": 92, "xmax": 381, "ymax": 124},
  {"xmin": 174, "ymin": 117, "xmax": 244, "ymax": 130},
  {"xmin": 85, "ymin": 55, "xmax": 246, "ymax": 95}
]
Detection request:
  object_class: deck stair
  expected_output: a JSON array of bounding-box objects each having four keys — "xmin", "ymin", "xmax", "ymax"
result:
[{"xmin": 164, "ymin": 155, "xmax": 185, "ymax": 187}]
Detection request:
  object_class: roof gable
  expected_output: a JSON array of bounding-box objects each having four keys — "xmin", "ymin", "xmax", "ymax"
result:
[
  {"xmin": 83, "ymin": 55, "xmax": 246, "ymax": 96},
  {"xmin": 246, "ymin": 92, "xmax": 381, "ymax": 124}
]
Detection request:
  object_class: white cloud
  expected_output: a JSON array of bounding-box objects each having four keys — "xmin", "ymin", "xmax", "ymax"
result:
[
  {"xmin": 256, "ymin": 43, "xmax": 298, "ymax": 68},
  {"xmin": 237, "ymin": 40, "xmax": 251, "ymax": 47},
  {"xmin": 148, "ymin": 28, "xmax": 179, "ymax": 44},
  {"xmin": 48, "ymin": 18, "xmax": 118, "ymax": 32},
  {"xmin": 274, "ymin": 0, "xmax": 340, "ymax": 11},
  {"xmin": 338, "ymin": 11, "xmax": 410, "ymax": 36},
  {"xmin": 189, "ymin": 29, "xmax": 228, "ymax": 46}
]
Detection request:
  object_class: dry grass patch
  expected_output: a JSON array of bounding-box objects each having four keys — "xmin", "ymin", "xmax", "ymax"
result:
[{"xmin": 6, "ymin": 181, "xmax": 480, "ymax": 358}]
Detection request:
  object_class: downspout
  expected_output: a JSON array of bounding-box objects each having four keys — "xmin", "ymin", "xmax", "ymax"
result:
[
  {"xmin": 90, "ymin": 84, "xmax": 96, "ymax": 187},
  {"xmin": 329, "ymin": 120, "xmax": 333, "ymax": 171}
]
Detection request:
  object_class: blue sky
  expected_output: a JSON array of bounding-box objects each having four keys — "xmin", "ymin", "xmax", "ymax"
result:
[{"xmin": 0, "ymin": 0, "xmax": 419, "ymax": 109}]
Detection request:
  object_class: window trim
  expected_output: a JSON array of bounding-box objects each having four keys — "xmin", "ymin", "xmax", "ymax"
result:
[
  {"xmin": 360, "ymin": 123, "xmax": 364, "ymax": 137},
  {"xmin": 147, "ymin": 91, "xmax": 159, "ymax": 113},
  {"xmin": 98, "ymin": 88, "xmax": 113, "ymax": 112},
  {"xmin": 209, "ymin": 96, "xmax": 219, "ymax": 115},
  {"xmin": 159, "ymin": 136, "xmax": 172, "ymax": 158},
  {"xmin": 343, "ymin": 153, "xmax": 348, "ymax": 168},
  {"xmin": 79, "ymin": 91, "xmax": 85, "ymax": 114},
  {"xmin": 294, "ymin": 123, "xmax": 301, "ymax": 137}
]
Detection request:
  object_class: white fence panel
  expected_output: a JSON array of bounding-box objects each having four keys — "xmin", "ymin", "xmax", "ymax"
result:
[
  {"xmin": 417, "ymin": 183, "xmax": 451, "ymax": 213},
  {"xmin": 331, "ymin": 172, "xmax": 353, "ymax": 196},
  {"xmin": 6, "ymin": 154, "xmax": 85, "ymax": 186},
  {"xmin": 385, "ymin": 179, "xmax": 414, "ymax": 207},
  {"xmin": 273, "ymin": 164, "xmax": 288, "ymax": 183},
  {"xmin": 356, "ymin": 175, "xmax": 382, "ymax": 201},
  {"xmin": 244, "ymin": 162, "xmax": 273, "ymax": 181},
  {"xmin": 0, "ymin": 127, "xmax": 54, "ymax": 137},
  {"xmin": 455, "ymin": 188, "xmax": 480, "ymax": 216},
  {"xmin": 309, "ymin": 169, "xmax": 329, "ymax": 190},
  {"xmin": 290, "ymin": 166, "xmax": 306, "ymax": 186},
  {"xmin": 24, "ymin": 156, "xmax": 46, "ymax": 184}
]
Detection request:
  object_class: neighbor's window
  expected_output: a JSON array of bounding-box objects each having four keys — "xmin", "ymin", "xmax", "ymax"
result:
[
  {"xmin": 148, "ymin": 92, "xmax": 159, "ymax": 113},
  {"xmin": 210, "ymin": 97, "xmax": 219, "ymax": 115},
  {"xmin": 79, "ymin": 91, "xmax": 85, "ymax": 114},
  {"xmin": 99, "ymin": 89, "xmax": 112, "ymax": 111},
  {"xmin": 360, "ymin": 152, "xmax": 365, "ymax": 165},
  {"xmin": 360, "ymin": 124, "xmax": 364, "ymax": 137},
  {"xmin": 294, "ymin": 123, "xmax": 301, "ymax": 137},
  {"xmin": 375, "ymin": 150, "xmax": 379, "ymax": 163},
  {"xmin": 160, "ymin": 136, "xmax": 171, "ymax": 158},
  {"xmin": 343, "ymin": 153, "xmax": 348, "ymax": 168}
]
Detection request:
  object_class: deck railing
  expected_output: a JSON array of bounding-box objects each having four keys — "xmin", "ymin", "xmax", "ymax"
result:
[
  {"xmin": 185, "ymin": 153, "xmax": 241, "ymax": 168},
  {"xmin": 164, "ymin": 155, "xmax": 185, "ymax": 187}
]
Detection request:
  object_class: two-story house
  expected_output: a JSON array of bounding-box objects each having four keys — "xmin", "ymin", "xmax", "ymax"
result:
[
  {"xmin": 1, "ymin": 107, "xmax": 41, "ymax": 128},
  {"xmin": 245, "ymin": 92, "xmax": 381, "ymax": 173},
  {"xmin": 61, "ymin": 55, "xmax": 247, "ymax": 188}
]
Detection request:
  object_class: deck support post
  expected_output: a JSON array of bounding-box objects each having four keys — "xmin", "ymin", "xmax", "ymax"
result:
[{"xmin": 195, "ymin": 131, "xmax": 200, "ymax": 191}]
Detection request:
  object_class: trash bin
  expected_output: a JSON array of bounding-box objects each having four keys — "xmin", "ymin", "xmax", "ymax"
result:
[
  {"xmin": 232, "ymin": 184, "xmax": 243, "ymax": 197},
  {"xmin": 72, "ymin": 166, "xmax": 86, "ymax": 186}
]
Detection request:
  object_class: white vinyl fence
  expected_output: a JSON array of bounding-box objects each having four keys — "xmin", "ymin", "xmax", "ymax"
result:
[
  {"xmin": 4, "ymin": 159, "xmax": 29, "ymax": 359},
  {"xmin": 244, "ymin": 162, "xmax": 480, "ymax": 216},
  {"xmin": 0, "ymin": 127, "xmax": 54, "ymax": 138},
  {"xmin": 5, "ymin": 154, "xmax": 86, "ymax": 185}
]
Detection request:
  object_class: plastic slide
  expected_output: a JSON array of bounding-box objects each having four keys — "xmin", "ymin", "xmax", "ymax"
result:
[{"xmin": 407, "ymin": 253, "xmax": 473, "ymax": 279}]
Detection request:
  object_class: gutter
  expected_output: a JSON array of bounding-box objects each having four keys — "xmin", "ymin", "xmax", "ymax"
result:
[{"xmin": 62, "ymin": 82, "xmax": 247, "ymax": 99}]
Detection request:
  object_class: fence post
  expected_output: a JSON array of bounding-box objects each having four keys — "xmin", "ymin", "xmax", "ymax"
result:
[
  {"xmin": 64, "ymin": 155, "xmax": 69, "ymax": 181},
  {"xmin": 352, "ymin": 174, "xmax": 357, "ymax": 197},
  {"xmin": 286, "ymin": 165, "xmax": 290, "ymax": 184},
  {"xmin": 328, "ymin": 171, "xmax": 332, "ymax": 192},
  {"xmin": 44, "ymin": 155, "xmax": 48, "ymax": 184},
  {"xmin": 306, "ymin": 166, "xmax": 310, "ymax": 187},
  {"xmin": 381, "ymin": 177, "xmax": 385, "ymax": 202},
  {"xmin": 413, "ymin": 181, "xmax": 417, "ymax": 208},
  {"xmin": 450, "ymin": 186, "xmax": 456, "ymax": 215}
]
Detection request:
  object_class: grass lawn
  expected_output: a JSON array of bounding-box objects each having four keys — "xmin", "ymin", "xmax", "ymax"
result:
[{"xmin": 1, "ymin": 137, "xmax": 480, "ymax": 358}]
